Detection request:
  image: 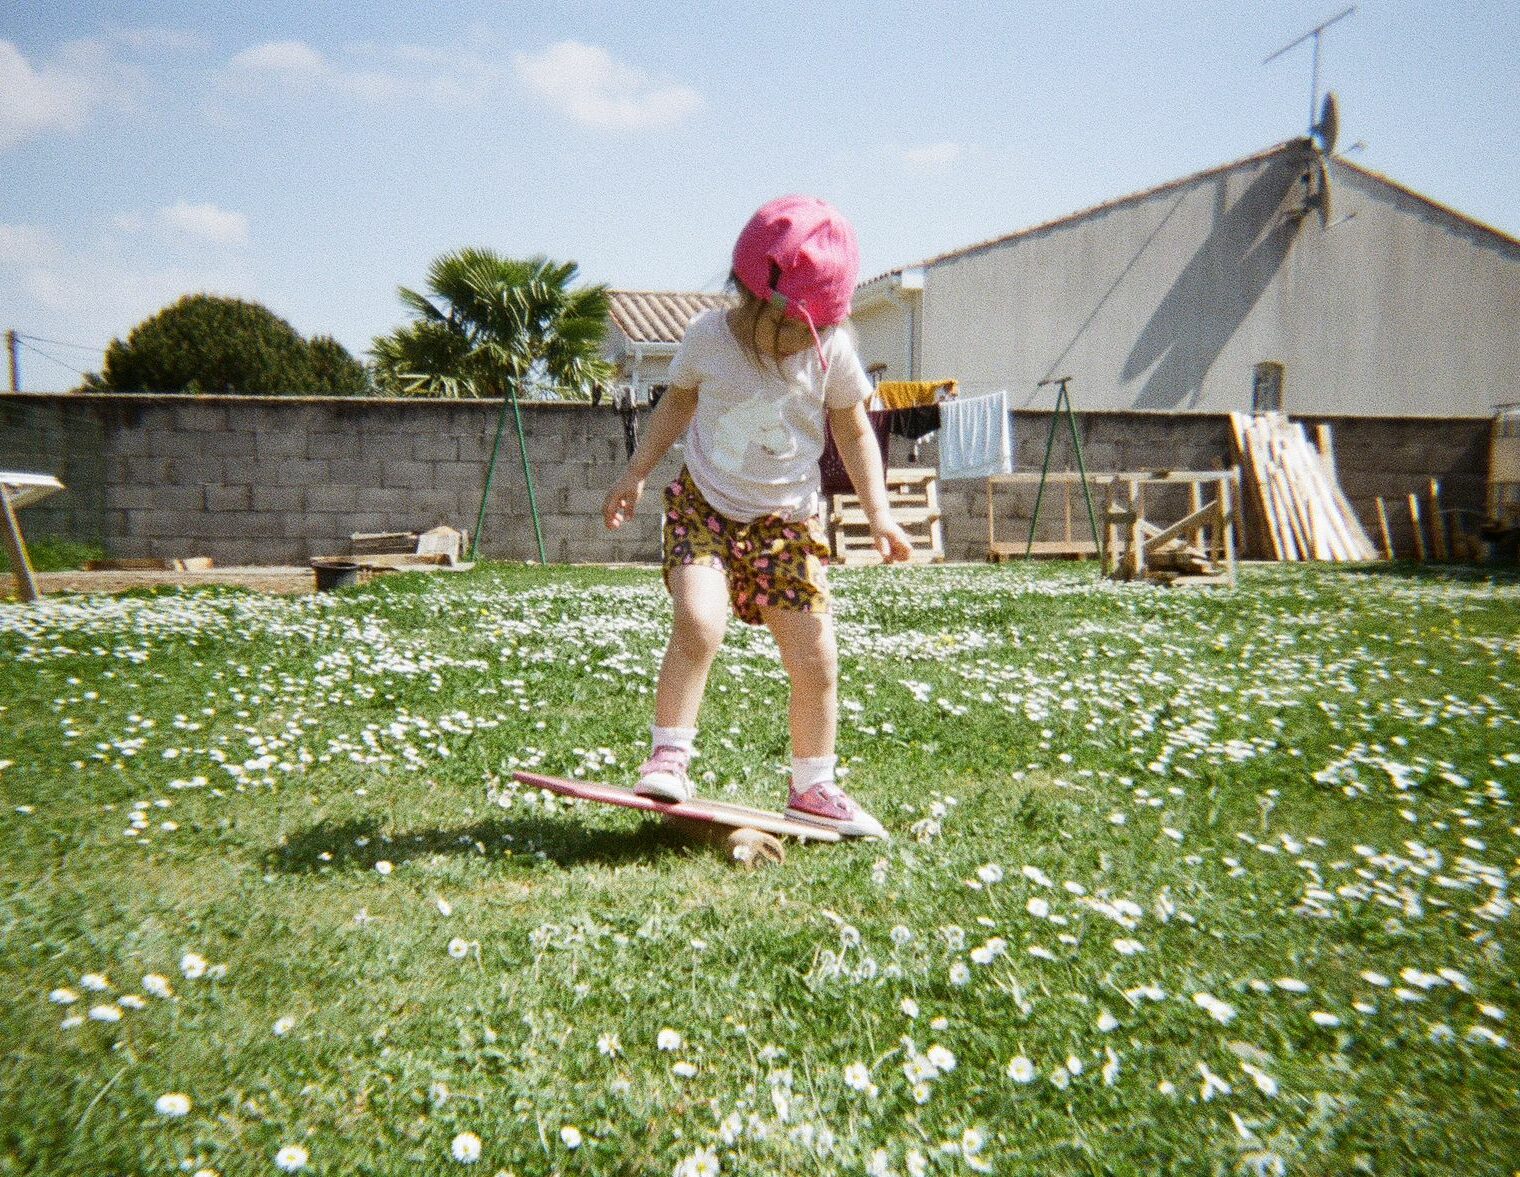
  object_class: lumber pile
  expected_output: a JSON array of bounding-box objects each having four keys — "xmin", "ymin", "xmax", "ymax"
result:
[
  {"xmin": 1228, "ymin": 412, "xmax": 1377, "ymax": 561},
  {"xmin": 828, "ymin": 468, "xmax": 943, "ymax": 565},
  {"xmin": 1104, "ymin": 470, "xmax": 1239, "ymax": 587}
]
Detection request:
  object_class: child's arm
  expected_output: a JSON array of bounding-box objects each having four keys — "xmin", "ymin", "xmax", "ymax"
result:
[
  {"xmin": 602, "ymin": 386, "xmax": 699, "ymax": 529},
  {"xmin": 827, "ymin": 402, "xmax": 914, "ymax": 563}
]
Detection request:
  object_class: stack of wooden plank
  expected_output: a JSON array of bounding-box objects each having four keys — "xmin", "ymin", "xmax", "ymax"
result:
[
  {"xmin": 1228, "ymin": 412, "xmax": 1378, "ymax": 561},
  {"xmin": 828, "ymin": 468, "xmax": 943, "ymax": 566}
]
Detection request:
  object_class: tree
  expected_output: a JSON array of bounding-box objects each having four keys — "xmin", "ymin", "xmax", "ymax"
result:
[
  {"xmin": 83, "ymin": 294, "xmax": 369, "ymax": 395},
  {"xmin": 306, "ymin": 334, "xmax": 372, "ymax": 395},
  {"xmin": 368, "ymin": 249, "xmax": 612, "ymax": 401}
]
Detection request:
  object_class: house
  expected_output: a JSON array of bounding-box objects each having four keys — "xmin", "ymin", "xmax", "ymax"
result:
[
  {"xmin": 602, "ymin": 290, "xmax": 731, "ymax": 405},
  {"xmin": 851, "ymin": 138, "xmax": 1520, "ymax": 418}
]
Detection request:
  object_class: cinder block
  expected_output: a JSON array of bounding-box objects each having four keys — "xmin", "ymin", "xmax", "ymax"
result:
[
  {"xmin": 253, "ymin": 485, "xmax": 305, "ymax": 512},
  {"xmin": 307, "ymin": 432, "xmax": 362, "ymax": 460},
  {"xmin": 264, "ymin": 459, "xmax": 330, "ymax": 486},
  {"xmin": 254, "ymin": 430, "xmax": 309, "ymax": 460},
  {"xmin": 380, "ymin": 459, "xmax": 432, "ymax": 488},
  {"xmin": 306, "ymin": 485, "xmax": 362, "ymax": 514},
  {"xmin": 326, "ymin": 459, "xmax": 385, "ymax": 487},
  {"xmin": 204, "ymin": 485, "xmax": 252, "ymax": 512},
  {"xmin": 164, "ymin": 456, "xmax": 225, "ymax": 486},
  {"xmin": 361, "ymin": 436, "xmax": 413, "ymax": 463}
]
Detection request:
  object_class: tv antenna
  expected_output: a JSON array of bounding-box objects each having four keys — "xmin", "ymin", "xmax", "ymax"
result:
[{"xmin": 1264, "ymin": 5, "xmax": 1356, "ymax": 135}]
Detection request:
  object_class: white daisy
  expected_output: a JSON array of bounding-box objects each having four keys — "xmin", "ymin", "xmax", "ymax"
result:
[
  {"xmin": 1097, "ymin": 1010, "xmax": 1119, "ymax": 1032},
  {"xmin": 80, "ymin": 973, "xmax": 111, "ymax": 992},
  {"xmin": 88, "ymin": 1005, "xmax": 122, "ymax": 1023},
  {"xmin": 154, "ymin": 1092, "xmax": 191, "ymax": 1117},
  {"xmin": 844, "ymin": 1062, "xmax": 873, "ymax": 1091},
  {"xmin": 48, "ymin": 988, "xmax": 78, "ymax": 1005},
  {"xmin": 597, "ymin": 1032, "xmax": 622, "ymax": 1057},
  {"xmin": 1006, "ymin": 1056, "xmax": 1035, "ymax": 1083},
  {"xmin": 450, "ymin": 1131, "xmax": 481, "ymax": 1163},
  {"xmin": 1310, "ymin": 1011, "xmax": 1341, "ymax": 1027},
  {"xmin": 900, "ymin": 997, "xmax": 920, "ymax": 1019},
  {"xmin": 657, "ymin": 1028, "xmax": 682, "ymax": 1051},
  {"xmin": 179, "ymin": 952, "xmax": 208, "ymax": 980},
  {"xmin": 447, "ymin": 938, "xmax": 470, "ymax": 959},
  {"xmin": 274, "ymin": 1144, "xmax": 308, "ymax": 1172},
  {"xmin": 559, "ymin": 1126, "xmax": 583, "ymax": 1149},
  {"xmin": 142, "ymin": 974, "xmax": 173, "ymax": 999}
]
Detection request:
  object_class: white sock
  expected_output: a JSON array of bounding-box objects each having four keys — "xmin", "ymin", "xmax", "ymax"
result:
[
  {"xmin": 792, "ymin": 755, "xmax": 837, "ymax": 791},
  {"xmin": 651, "ymin": 725, "xmax": 697, "ymax": 757}
]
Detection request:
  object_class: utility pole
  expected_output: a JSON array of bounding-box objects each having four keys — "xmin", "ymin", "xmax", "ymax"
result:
[{"xmin": 5, "ymin": 330, "xmax": 18, "ymax": 392}]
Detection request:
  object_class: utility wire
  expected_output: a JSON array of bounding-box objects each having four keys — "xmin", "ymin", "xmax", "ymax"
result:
[
  {"xmin": 15, "ymin": 331, "xmax": 107, "ymax": 354},
  {"xmin": 15, "ymin": 337, "xmax": 93, "ymax": 379}
]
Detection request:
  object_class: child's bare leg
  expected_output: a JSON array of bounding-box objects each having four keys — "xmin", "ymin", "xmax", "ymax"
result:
[
  {"xmin": 654, "ymin": 563, "xmax": 730, "ymax": 727},
  {"xmin": 761, "ymin": 607, "xmax": 838, "ymax": 759}
]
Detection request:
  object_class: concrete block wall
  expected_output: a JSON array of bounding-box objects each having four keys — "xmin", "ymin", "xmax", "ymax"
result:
[{"xmin": 0, "ymin": 392, "xmax": 1491, "ymax": 566}]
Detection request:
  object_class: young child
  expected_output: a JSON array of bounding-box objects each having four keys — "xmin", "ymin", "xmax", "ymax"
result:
[{"xmin": 602, "ymin": 195, "xmax": 913, "ymax": 839}]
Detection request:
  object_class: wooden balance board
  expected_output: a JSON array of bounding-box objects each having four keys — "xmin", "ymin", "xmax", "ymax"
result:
[{"xmin": 511, "ymin": 770, "xmax": 841, "ymax": 867}]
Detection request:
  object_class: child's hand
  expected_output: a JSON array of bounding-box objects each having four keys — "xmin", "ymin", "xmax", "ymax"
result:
[
  {"xmin": 602, "ymin": 473, "xmax": 645, "ymax": 530},
  {"xmin": 872, "ymin": 520, "xmax": 915, "ymax": 564}
]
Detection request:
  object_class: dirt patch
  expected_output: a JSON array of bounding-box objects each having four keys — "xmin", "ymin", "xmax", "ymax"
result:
[{"xmin": 8, "ymin": 566, "xmax": 319, "ymax": 599}]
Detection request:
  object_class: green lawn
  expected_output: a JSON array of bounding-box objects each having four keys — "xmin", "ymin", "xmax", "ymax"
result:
[{"xmin": 2, "ymin": 561, "xmax": 1517, "ymax": 1176}]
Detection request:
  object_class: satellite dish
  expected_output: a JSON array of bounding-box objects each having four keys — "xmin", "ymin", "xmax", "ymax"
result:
[{"xmin": 1312, "ymin": 91, "xmax": 1340, "ymax": 155}]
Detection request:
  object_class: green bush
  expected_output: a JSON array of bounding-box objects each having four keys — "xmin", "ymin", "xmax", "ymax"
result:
[{"xmin": 83, "ymin": 294, "xmax": 368, "ymax": 396}]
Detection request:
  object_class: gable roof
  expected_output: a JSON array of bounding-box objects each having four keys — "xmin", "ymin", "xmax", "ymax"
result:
[
  {"xmin": 607, "ymin": 291, "xmax": 731, "ymax": 345},
  {"xmin": 857, "ymin": 139, "xmax": 1520, "ymax": 289}
]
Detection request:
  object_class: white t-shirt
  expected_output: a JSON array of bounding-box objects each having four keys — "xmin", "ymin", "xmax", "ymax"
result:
[{"xmin": 668, "ymin": 308, "xmax": 873, "ymax": 522}]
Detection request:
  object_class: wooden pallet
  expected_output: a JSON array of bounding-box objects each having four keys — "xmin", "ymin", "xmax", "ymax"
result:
[{"xmin": 828, "ymin": 468, "xmax": 944, "ymax": 566}]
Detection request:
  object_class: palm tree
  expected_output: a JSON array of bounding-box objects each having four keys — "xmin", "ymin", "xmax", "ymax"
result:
[
  {"xmin": 370, "ymin": 249, "xmax": 612, "ymax": 401},
  {"xmin": 370, "ymin": 250, "xmax": 614, "ymax": 561}
]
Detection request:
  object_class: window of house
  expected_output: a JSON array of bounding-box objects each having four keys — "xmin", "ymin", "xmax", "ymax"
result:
[{"xmin": 1252, "ymin": 362, "xmax": 1284, "ymax": 413}]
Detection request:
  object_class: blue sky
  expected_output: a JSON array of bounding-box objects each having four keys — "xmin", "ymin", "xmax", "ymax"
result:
[{"xmin": 4, "ymin": 1, "xmax": 1517, "ymax": 389}]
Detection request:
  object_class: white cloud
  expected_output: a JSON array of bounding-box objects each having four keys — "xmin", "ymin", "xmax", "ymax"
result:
[
  {"xmin": 229, "ymin": 39, "xmax": 328, "ymax": 80},
  {"xmin": 513, "ymin": 41, "xmax": 702, "ymax": 130},
  {"xmin": 0, "ymin": 218, "xmax": 257, "ymax": 367},
  {"xmin": 157, "ymin": 202, "xmax": 250, "ymax": 246},
  {"xmin": 224, "ymin": 38, "xmax": 503, "ymax": 107},
  {"xmin": 899, "ymin": 142, "xmax": 966, "ymax": 168},
  {"xmin": 0, "ymin": 39, "xmax": 139, "ymax": 152}
]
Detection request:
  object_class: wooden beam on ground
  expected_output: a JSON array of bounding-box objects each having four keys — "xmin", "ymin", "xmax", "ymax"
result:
[
  {"xmin": 1375, "ymin": 497, "xmax": 1395, "ymax": 560},
  {"xmin": 1407, "ymin": 493, "xmax": 1427, "ymax": 561},
  {"xmin": 1428, "ymin": 479, "xmax": 1449, "ymax": 561}
]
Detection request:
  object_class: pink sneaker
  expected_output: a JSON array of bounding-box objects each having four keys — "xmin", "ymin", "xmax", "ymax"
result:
[
  {"xmin": 635, "ymin": 745, "xmax": 693, "ymax": 802},
  {"xmin": 786, "ymin": 780, "xmax": 889, "ymax": 840}
]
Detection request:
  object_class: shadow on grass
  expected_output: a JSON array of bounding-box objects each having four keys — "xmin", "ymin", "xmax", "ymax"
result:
[
  {"xmin": 267, "ymin": 812, "xmax": 690, "ymax": 875},
  {"xmin": 1333, "ymin": 559, "xmax": 1520, "ymax": 586}
]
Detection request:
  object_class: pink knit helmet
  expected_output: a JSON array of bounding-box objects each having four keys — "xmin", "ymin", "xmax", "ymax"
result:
[{"xmin": 732, "ymin": 194, "xmax": 860, "ymax": 330}]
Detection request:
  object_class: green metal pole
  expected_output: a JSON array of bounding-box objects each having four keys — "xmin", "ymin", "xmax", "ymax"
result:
[
  {"xmin": 1024, "ymin": 393, "xmax": 1065, "ymax": 558},
  {"xmin": 470, "ymin": 393, "xmax": 512, "ymax": 562},
  {"xmin": 507, "ymin": 380, "xmax": 548, "ymax": 564},
  {"xmin": 1060, "ymin": 387, "xmax": 1106, "ymax": 568}
]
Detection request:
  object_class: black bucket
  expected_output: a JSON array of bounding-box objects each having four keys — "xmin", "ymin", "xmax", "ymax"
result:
[{"xmin": 312, "ymin": 561, "xmax": 361, "ymax": 592}]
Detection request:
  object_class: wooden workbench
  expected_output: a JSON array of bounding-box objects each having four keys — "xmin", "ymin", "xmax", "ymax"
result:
[{"xmin": 1, "ymin": 471, "xmax": 65, "ymax": 603}]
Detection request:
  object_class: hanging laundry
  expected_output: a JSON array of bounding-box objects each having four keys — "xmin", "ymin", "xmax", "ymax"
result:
[
  {"xmin": 819, "ymin": 410, "xmax": 892, "ymax": 496},
  {"xmin": 938, "ymin": 390, "xmax": 1013, "ymax": 481},
  {"xmin": 877, "ymin": 379, "xmax": 957, "ymax": 410},
  {"xmin": 889, "ymin": 404, "xmax": 941, "ymax": 441}
]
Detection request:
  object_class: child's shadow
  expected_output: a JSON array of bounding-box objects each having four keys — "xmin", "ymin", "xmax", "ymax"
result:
[{"xmin": 266, "ymin": 811, "xmax": 688, "ymax": 875}]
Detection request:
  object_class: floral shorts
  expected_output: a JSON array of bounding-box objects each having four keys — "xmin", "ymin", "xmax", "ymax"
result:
[{"xmin": 662, "ymin": 468, "xmax": 831, "ymax": 626}]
